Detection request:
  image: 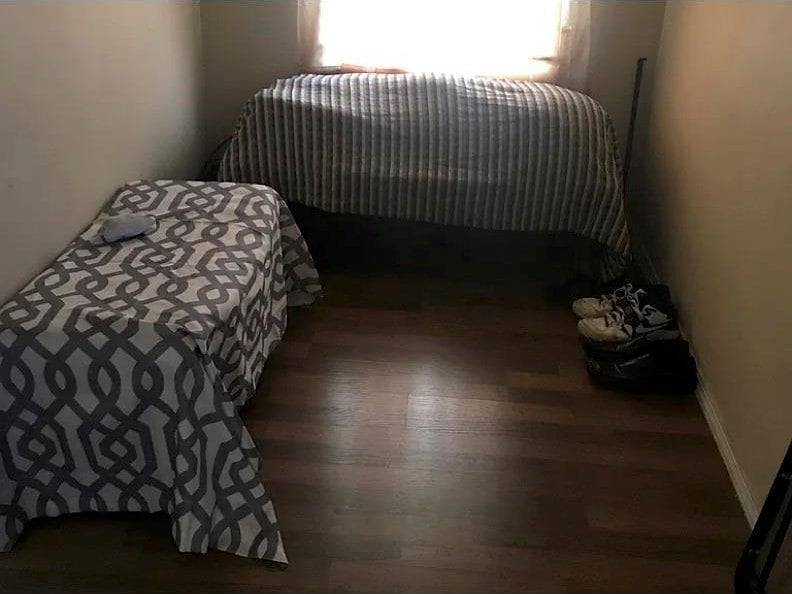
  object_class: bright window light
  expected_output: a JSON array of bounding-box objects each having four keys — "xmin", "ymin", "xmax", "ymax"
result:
[{"xmin": 317, "ymin": 0, "xmax": 565, "ymax": 77}]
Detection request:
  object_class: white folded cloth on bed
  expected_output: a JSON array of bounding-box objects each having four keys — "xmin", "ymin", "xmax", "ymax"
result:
[{"xmin": 99, "ymin": 213, "xmax": 157, "ymax": 243}]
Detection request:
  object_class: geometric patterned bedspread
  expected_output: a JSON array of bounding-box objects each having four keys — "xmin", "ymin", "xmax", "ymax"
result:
[{"xmin": 0, "ymin": 180, "xmax": 321, "ymax": 563}]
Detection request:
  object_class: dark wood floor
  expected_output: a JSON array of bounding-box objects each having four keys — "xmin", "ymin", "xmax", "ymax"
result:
[{"xmin": 0, "ymin": 237, "xmax": 748, "ymax": 593}]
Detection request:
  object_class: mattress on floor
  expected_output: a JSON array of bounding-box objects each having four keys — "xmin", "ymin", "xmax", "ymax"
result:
[{"xmin": 0, "ymin": 180, "xmax": 321, "ymax": 562}]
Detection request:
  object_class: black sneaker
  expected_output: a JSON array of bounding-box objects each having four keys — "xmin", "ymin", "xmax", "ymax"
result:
[{"xmin": 585, "ymin": 339, "xmax": 698, "ymax": 393}]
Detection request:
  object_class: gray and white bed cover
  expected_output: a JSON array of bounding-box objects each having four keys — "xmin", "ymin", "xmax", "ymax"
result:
[
  {"xmin": 0, "ymin": 180, "xmax": 321, "ymax": 562},
  {"xmin": 219, "ymin": 73, "xmax": 630, "ymax": 278}
]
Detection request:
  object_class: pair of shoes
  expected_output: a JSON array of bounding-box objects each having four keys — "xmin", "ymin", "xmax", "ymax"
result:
[
  {"xmin": 584, "ymin": 339, "xmax": 698, "ymax": 393},
  {"xmin": 572, "ymin": 283, "xmax": 670, "ymax": 319},
  {"xmin": 575, "ymin": 284, "xmax": 679, "ymax": 353},
  {"xmin": 572, "ymin": 283, "xmax": 697, "ymax": 394}
]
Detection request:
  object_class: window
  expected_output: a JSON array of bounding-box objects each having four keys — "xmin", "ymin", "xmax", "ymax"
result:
[{"xmin": 306, "ymin": 0, "xmax": 577, "ymax": 79}]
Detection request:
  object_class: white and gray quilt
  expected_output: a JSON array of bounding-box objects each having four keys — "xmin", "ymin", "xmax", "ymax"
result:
[
  {"xmin": 0, "ymin": 180, "xmax": 321, "ymax": 562},
  {"xmin": 220, "ymin": 73, "xmax": 630, "ymax": 278}
]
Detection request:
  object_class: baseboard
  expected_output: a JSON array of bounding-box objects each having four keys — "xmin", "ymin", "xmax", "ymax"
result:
[
  {"xmin": 632, "ymin": 237, "xmax": 759, "ymax": 526},
  {"xmin": 694, "ymin": 373, "xmax": 759, "ymax": 526}
]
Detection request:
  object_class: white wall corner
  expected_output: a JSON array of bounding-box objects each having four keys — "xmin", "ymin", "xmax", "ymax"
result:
[
  {"xmin": 629, "ymin": 229, "xmax": 660, "ymax": 284},
  {"xmin": 634, "ymin": 236, "xmax": 759, "ymax": 527},
  {"xmin": 694, "ymin": 373, "xmax": 759, "ymax": 526}
]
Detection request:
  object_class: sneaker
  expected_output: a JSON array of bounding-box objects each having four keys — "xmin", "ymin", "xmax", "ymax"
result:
[
  {"xmin": 572, "ymin": 284, "xmax": 671, "ymax": 319},
  {"xmin": 577, "ymin": 302, "xmax": 680, "ymax": 352},
  {"xmin": 586, "ymin": 339, "xmax": 698, "ymax": 393}
]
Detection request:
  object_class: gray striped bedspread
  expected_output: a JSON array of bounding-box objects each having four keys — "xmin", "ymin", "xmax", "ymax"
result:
[
  {"xmin": 0, "ymin": 180, "xmax": 321, "ymax": 562},
  {"xmin": 219, "ymin": 73, "xmax": 630, "ymax": 278}
]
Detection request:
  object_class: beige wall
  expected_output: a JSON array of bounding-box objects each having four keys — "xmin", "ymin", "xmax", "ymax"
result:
[
  {"xmin": 201, "ymin": 0, "xmax": 298, "ymax": 148},
  {"xmin": 200, "ymin": 0, "xmax": 667, "ymax": 151},
  {"xmin": 589, "ymin": 0, "xmax": 666, "ymax": 156},
  {"xmin": 0, "ymin": 1, "xmax": 204, "ymax": 302},
  {"xmin": 638, "ymin": 2, "xmax": 792, "ymax": 512}
]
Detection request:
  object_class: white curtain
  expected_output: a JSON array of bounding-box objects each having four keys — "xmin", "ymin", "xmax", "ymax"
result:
[
  {"xmin": 298, "ymin": 0, "xmax": 591, "ymax": 91},
  {"xmin": 554, "ymin": 0, "xmax": 591, "ymax": 92}
]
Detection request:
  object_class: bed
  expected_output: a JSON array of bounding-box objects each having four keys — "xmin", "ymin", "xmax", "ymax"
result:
[
  {"xmin": 219, "ymin": 73, "xmax": 630, "ymax": 279},
  {"xmin": 0, "ymin": 180, "xmax": 321, "ymax": 562}
]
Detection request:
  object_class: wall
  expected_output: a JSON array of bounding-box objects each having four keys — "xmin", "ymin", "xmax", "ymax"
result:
[
  {"xmin": 199, "ymin": 0, "xmax": 667, "ymax": 152},
  {"xmin": 0, "ymin": 1, "xmax": 204, "ymax": 302},
  {"xmin": 589, "ymin": 0, "xmax": 666, "ymax": 156},
  {"xmin": 638, "ymin": 2, "xmax": 792, "ymax": 517},
  {"xmin": 201, "ymin": 0, "xmax": 298, "ymax": 148}
]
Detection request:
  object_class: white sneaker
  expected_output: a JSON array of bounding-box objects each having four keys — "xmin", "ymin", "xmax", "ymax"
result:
[
  {"xmin": 578, "ymin": 308, "xmax": 632, "ymax": 341},
  {"xmin": 572, "ymin": 284, "xmax": 641, "ymax": 319},
  {"xmin": 577, "ymin": 303, "xmax": 679, "ymax": 343}
]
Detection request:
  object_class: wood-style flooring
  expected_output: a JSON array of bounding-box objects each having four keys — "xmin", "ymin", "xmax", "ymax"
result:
[{"xmin": 0, "ymin": 230, "xmax": 748, "ymax": 593}]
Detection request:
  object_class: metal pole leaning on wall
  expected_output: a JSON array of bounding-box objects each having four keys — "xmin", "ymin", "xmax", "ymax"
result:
[{"xmin": 623, "ymin": 57, "xmax": 647, "ymax": 192}]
